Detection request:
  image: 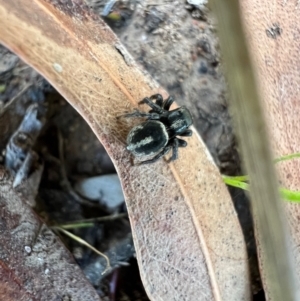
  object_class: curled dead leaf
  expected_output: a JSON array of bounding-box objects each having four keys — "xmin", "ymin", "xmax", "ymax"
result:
[
  {"xmin": 241, "ymin": 0, "xmax": 300, "ymax": 299},
  {"xmin": 0, "ymin": 1, "xmax": 250, "ymax": 300}
]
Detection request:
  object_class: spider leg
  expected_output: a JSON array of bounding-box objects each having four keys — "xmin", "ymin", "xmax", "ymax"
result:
[
  {"xmin": 177, "ymin": 138, "xmax": 187, "ymax": 147},
  {"xmin": 168, "ymin": 138, "xmax": 179, "ymax": 162},
  {"xmin": 150, "ymin": 94, "xmax": 164, "ymax": 107},
  {"xmin": 178, "ymin": 129, "xmax": 193, "ymax": 137},
  {"xmin": 163, "ymin": 96, "xmax": 174, "ymax": 111},
  {"xmin": 140, "ymin": 97, "xmax": 164, "ymax": 113},
  {"xmin": 137, "ymin": 145, "xmax": 172, "ymax": 165},
  {"xmin": 121, "ymin": 109, "xmax": 160, "ymax": 120},
  {"xmin": 167, "ymin": 138, "xmax": 188, "ymax": 162}
]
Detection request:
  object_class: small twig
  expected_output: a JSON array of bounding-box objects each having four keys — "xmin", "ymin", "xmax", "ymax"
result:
[
  {"xmin": 41, "ymin": 150, "xmax": 61, "ymax": 165},
  {"xmin": 57, "ymin": 130, "xmax": 101, "ymax": 207},
  {"xmin": 54, "ymin": 213, "xmax": 128, "ymax": 229},
  {"xmin": 53, "ymin": 227, "xmax": 111, "ymax": 275},
  {"xmin": 0, "ymin": 83, "xmax": 32, "ymax": 117}
]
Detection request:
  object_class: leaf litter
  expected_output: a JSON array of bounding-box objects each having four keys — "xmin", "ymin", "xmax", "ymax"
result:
[{"xmin": 0, "ymin": 1, "xmax": 255, "ymax": 300}]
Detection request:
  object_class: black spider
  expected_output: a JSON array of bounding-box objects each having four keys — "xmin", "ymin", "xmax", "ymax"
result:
[{"xmin": 123, "ymin": 94, "xmax": 193, "ymax": 164}]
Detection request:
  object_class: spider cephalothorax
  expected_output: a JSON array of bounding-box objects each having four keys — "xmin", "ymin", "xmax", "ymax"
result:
[{"xmin": 123, "ymin": 94, "xmax": 193, "ymax": 165}]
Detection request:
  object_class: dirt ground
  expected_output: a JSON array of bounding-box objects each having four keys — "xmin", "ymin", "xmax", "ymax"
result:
[{"xmin": 0, "ymin": 0, "xmax": 264, "ymax": 300}]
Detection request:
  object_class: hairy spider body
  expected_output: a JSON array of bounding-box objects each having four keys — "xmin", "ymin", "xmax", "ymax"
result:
[
  {"xmin": 127, "ymin": 120, "xmax": 168, "ymax": 157},
  {"xmin": 124, "ymin": 94, "xmax": 193, "ymax": 164}
]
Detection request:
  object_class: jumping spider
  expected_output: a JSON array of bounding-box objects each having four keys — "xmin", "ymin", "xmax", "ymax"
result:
[{"xmin": 123, "ymin": 94, "xmax": 193, "ymax": 164}]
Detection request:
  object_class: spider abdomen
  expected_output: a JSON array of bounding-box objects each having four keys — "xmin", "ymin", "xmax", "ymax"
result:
[{"xmin": 126, "ymin": 120, "xmax": 168, "ymax": 157}]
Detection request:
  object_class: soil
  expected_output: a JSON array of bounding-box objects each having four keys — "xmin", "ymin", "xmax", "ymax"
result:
[{"xmin": 0, "ymin": 0, "xmax": 263, "ymax": 300}]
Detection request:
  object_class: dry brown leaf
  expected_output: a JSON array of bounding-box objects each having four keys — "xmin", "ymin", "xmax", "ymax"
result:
[
  {"xmin": 0, "ymin": 1, "xmax": 250, "ymax": 300},
  {"xmin": 0, "ymin": 167, "xmax": 102, "ymax": 301},
  {"xmin": 241, "ymin": 0, "xmax": 300, "ymax": 298}
]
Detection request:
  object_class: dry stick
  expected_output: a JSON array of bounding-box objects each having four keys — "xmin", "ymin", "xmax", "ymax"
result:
[
  {"xmin": 0, "ymin": 83, "xmax": 32, "ymax": 116},
  {"xmin": 56, "ymin": 212, "xmax": 128, "ymax": 229},
  {"xmin": 53, "ymin": 227, "xmax": 111, "ymax": 275},
  {"xmin": 57, "ymin": 130, "xmax": 100, "ymax": 207},
  {"xmin": 209, "ymin": 0, "xmax": 299, "ymax": 300}
]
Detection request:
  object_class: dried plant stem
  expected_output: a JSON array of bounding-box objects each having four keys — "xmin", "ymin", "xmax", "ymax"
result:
[
  {"xmin": 0, "ymin": 83, "xmax": 31, "ymax": 116},
  {"xmin": 55, "ymin": 213, "xmax": 128, "ymax": 229},
  {"xmin": 209, "ymin": 0, "xmax": 299, "ymax": 300},
  {"xmin": 57, "ymin": 130, "xmax": 100, "ymax": 207},
  {"xmin": 53, "ymin": 227, "xmax": 111, "ymax": 275}
]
